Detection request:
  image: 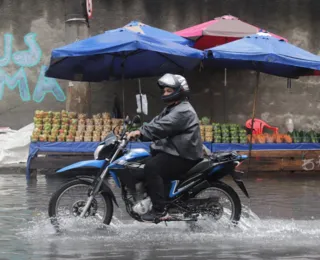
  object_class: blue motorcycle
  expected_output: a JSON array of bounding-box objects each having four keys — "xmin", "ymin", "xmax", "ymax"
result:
[{"xmin": 48, "ymin": 116, "xmax": 249, "ymax": 227}]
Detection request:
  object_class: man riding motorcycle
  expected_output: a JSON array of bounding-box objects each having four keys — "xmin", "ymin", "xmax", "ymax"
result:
[{"xmin": 127, "ymin": 73, "xmax": 203, "ymax": 222}]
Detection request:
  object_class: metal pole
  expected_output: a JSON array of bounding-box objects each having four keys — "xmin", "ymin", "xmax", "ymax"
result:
[
  {"xmin": 247, "ymin": 71, "xmax": 260, "ymax": 177},
  {"xmin": 122, "ymin": 85, "xmax": 125, "ymax": 119},
  {"xmin": 64, "ymin": 0, "xmax": 91, "ymax": 114},
  {"xmin": 223, "ymin": 68, "xmax": 227, "ymax": 123},
  {"xmin": 121, "ymin": 60, "xmax": 125, "ymax": 119}
]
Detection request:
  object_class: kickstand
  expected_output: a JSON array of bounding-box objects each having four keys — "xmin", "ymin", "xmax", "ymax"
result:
[{"xmin": 164, "ymin": 221, "xmax": 168, "ymax": 226}]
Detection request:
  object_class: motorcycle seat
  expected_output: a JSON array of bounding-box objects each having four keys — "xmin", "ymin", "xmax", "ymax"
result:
[
  {"xmin": 211, "ymin": 152, "xmax": 236, "ymax": 162},
  {"xmin": 186, "ymin": 158, "xmax": 211, "ymax": 177}
]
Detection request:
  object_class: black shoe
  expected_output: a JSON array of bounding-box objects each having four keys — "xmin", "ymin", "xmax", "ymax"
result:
[{"xmin": 141, "ymin": 208, "xmax": 168, "ymax": 222}]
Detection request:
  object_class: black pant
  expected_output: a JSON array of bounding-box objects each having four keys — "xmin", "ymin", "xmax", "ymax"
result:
[{"xmin": 144, "ymin": 152, "xmax": 199, "ymax": 211}]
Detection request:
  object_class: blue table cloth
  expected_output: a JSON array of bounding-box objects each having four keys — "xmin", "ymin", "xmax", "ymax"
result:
[{"xmin": 27, "ymin": 142, "xmax": 320, "ymax": 179}]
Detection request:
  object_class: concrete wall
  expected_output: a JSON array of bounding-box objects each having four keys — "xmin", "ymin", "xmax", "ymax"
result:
[
  {"xmin": 1, "ymin": 0, "xmax": 320, "ymax": 132},
  {"xmin": 0, "ymin": 0, "xmax": 66, "ymax": 129}
]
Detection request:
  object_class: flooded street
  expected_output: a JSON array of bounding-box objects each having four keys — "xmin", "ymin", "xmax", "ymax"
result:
[{"xmin": 1, "ymin": 173, "xmax": 320, "ymax": 260}]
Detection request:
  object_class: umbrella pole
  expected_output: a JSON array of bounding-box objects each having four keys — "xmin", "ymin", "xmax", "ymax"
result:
[
  {"xmin": 247, "ymin": 71, "xmax": 260, "ymax": 177},
  {"xmin": 223, "ymin": 68, "xmax": 227, "ymax": 123},
  {"xmin": 121, "ymin": 60, "xmax": 126, "ymax": 119},
  {"xmin": 88, "ymin": 82, "xmax": 92, "ymax": 118},
  {"xmin": 122, "ymin": 84, "xmax": 125, "ymax": 119},
  {"xmin": 138, "ymin": 78, "xmax": 144, "ymax": 122}
]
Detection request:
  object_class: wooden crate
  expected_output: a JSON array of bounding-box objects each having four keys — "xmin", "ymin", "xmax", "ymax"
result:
[
  {"xmin": 30, "ymin": 151, "xmax": 93, "ymax": 170},
  {"xmin": 236, "ymin": 150, "xmax": 320, "ymax": 173}
]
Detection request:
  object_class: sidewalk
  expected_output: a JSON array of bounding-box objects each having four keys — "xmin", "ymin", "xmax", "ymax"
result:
[{"xmin": 0, "ymin": 163, "xmax": 26, "ymax": 174}]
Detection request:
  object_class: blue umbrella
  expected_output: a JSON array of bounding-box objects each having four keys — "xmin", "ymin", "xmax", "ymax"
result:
[
  {"xmin": 124, "ymin": 21, "xmax": 194, "ymax": 47},
  {"xmin": 204, "ymin": 34, "xmax": 320, "ymax": 78},
  {"xmin": 45, "ymin": 28, "xmax": 204, "ymax": 82},
  {"xmin": 204, "ymin": 34, "xmax": 320, "ymax": 164}
]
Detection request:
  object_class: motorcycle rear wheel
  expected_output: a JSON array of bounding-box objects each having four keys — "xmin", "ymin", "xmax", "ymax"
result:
[
  {"xmin": 48, "ymin": 179, "xmax": 113, "ymax": 229},
  {"xmin": 191, "ymin": 181, "xmax": 242, "ymax": 224}
]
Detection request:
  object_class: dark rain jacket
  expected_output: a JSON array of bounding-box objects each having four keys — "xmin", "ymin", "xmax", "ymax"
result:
[{"xmin": 139, "ymin": 101, "xmax": 203, "ymax": 161}]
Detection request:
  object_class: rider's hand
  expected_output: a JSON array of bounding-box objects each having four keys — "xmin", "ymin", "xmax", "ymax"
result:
[{"xmin": 126, "ymin": 130, "xmax": 141, "ymax": 141}]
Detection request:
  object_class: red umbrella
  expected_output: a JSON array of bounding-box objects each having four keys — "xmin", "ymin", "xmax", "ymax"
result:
[{"xmin": 175, "ymin": 15, "xmax": 287, "ymax": 50}]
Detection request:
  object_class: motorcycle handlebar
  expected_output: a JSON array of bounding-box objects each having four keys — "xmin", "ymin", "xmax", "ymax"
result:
[{"xmin": 117, "ymin": 117, "xmax": 142, "ymax": 144}]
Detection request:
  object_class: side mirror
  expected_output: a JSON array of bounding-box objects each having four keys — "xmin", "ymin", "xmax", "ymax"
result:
[{"xmin": 132, "ymin": 115, "xmax": 141, "ymax": 125}]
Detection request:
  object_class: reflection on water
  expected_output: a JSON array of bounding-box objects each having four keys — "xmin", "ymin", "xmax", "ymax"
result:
[{"xmin": 1, "ymin": 174, "xmax": 320, "ymax": 259}]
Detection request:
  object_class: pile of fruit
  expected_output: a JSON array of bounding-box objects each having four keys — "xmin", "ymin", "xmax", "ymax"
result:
[
  {"xmin": 249, "ymin": 130, "xmax": 320, "ymax": 144},
  {"xmin": 213, "ymin": 123, "xmax": 247, "ymax": 144},
  {"xmin": 200, "ymin": 117, "xmax": 247, "ymax": 143},
  {"xmin": 199, "ymin": 117, "xmax": 213, "ymax": 142},
  {"xmin": 288, "ymin": 130, "xmax": 320, "ymax": 143},
  {"xmin": 31, "ymin": 110, "xmax": 123, "ymax": 142},
  {"xmin": 247, "ymin": 133, "xmax": 292, "ymax": 144}
]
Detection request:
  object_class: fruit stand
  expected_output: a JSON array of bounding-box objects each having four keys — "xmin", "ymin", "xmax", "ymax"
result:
[{"xmin": 27, "ymin": 111, "xmax": 320, "ymax": 179}]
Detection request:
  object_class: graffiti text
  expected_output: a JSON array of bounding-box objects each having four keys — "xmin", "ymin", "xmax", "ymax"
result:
[{"xmin": 0, "ymin": 32, "xmax": 65, "ymax": 102}]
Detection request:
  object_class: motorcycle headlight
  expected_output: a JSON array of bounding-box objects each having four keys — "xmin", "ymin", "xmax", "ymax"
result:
[{"xmin": 94, "ymin": 145, "xmax": 104, "ymax": 160}]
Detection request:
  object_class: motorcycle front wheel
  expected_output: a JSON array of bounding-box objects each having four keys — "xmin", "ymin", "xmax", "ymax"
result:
[{"xmin": 48, "ymin": 179, "xmax": 113, "ymax": 229}]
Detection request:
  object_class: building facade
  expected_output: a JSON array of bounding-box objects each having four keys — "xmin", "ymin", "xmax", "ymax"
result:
[{"xmin": 0, "ymin": 0, "xmax": 319, "ymax": 132}]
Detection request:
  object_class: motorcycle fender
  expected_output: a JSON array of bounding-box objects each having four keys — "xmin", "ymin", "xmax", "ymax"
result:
[
  {"xmin": 231, "ymin": 171, "xmax": 250, "ymax": 198},
  {"xmin": 75, "ymin": 176, "xmax": 119, "ymax": 207},
  {"xmin": 56, "ymin": 160, "xmax": 105, "ymax": 173}
]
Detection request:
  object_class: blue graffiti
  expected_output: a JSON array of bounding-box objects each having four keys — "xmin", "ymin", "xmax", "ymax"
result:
[
  {"xmin": 12, "ymin": 33, "xmax": 42, "ymax": 68},
  {"xmin": 33, "ymin": 66, "xmax": 66, "ymax": 102},
  {"xmin": 0, "ymin": 68, "xmax": 31, "ymax": 101},
  {"xmin": 0, "ymin": 33, "xmax": 65, "ymax": 102},
  {"xmin": 0, "ymin": 34, "xmax": 13, "ymax": 67}
]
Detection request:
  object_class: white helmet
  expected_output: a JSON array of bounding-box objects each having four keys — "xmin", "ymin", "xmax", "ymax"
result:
[{"xmin": 157, "ymin": 73, "xmax": 190, "ymax": 102}]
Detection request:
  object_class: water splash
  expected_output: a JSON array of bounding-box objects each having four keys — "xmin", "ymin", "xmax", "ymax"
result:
[{"xmin": 18, "ymin": 204, "xmax": 320, "ymax": 248}]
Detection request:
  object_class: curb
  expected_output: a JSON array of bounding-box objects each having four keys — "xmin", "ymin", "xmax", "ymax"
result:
[{"xmin": 0, "ymin": 164, "xmax": 26, "ymax": 174}]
